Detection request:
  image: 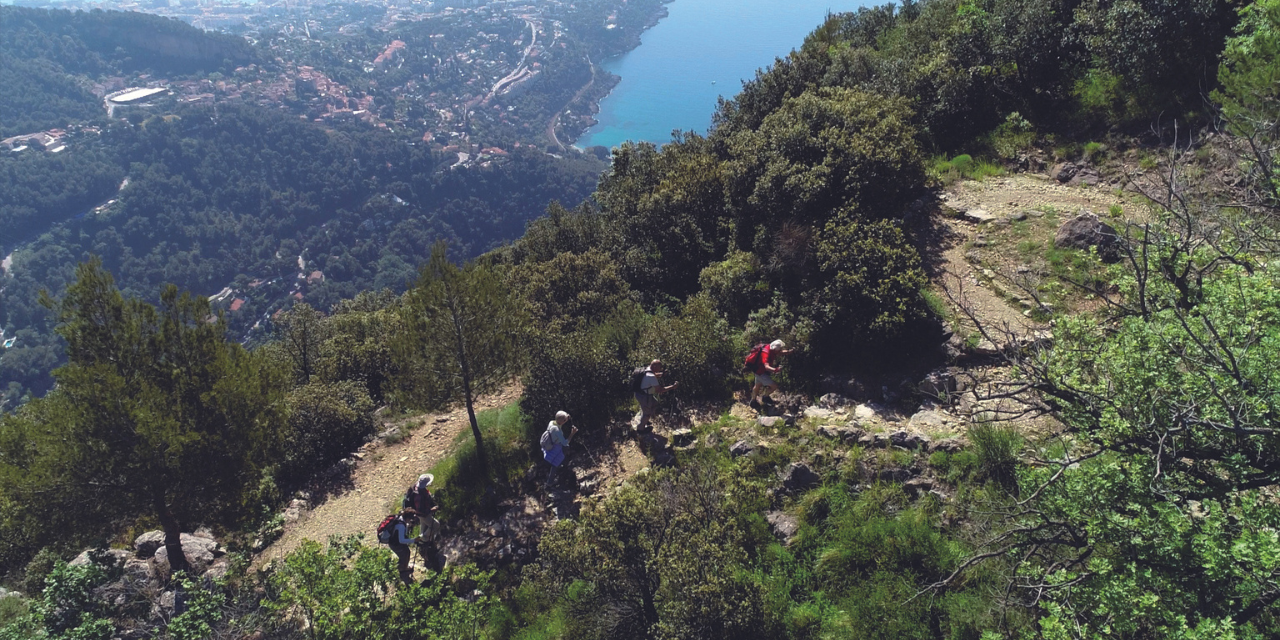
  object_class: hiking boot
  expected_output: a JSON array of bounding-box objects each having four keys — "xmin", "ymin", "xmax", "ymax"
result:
[
  {"xmin": 749, "ymin": 399, "xmax": 761, "ymax": 409},
  {"xmin": 761, "ymin": 396, "xmax": 776, "ymax": 405}
]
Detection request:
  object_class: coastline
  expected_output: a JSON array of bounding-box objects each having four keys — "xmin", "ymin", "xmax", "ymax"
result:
[{"xmin": 561, "ymin": 1, "xmax": 673, "ymax": 148}]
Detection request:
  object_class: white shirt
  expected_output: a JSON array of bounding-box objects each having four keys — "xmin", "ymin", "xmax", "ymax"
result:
[{"xmin": 640, "ymin": 371, "xmax": 661, "ymax": 394}]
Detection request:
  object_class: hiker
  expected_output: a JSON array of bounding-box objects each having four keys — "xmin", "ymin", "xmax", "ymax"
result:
[
  {"xmin": 540, "ymin": 410, "xmax": 577, "ymax": 483},
  {"xmin": 748, "ymin": 340, "xmax": 794, "ymax": 408},
  {"xmin": 631, "ymin": 359, "xmax": 678, "ymax": 432},
  {"xmin": 379, "ymin": 508, "xmax": 420, "ymax": 585},
  {"xmin": 403, "ymin": 474, "xmax": 441, "ymax": 545}
]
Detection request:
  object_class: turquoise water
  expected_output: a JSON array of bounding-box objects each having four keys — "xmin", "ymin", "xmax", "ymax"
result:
[{"xmin": 579, "ymin": 0, "xmax": 871, "ymax": 149}]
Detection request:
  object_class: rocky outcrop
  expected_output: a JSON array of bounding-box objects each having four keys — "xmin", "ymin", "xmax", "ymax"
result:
[
  {"xmin": 779, "ymin": 463, "xmax": 821, "ymax": 493},
  {"xmin": 1055, "ymin": 212, "xmax": 1121, "ymax": 262},
  {"xmin": 765, "ymin": 511, "xmax": 801, "ymax": 545}
]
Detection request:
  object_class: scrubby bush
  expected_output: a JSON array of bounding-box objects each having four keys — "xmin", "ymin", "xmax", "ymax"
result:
[
  {"xmin": 699, "ymin": 250, "xmax": 770, "ymax": 324},
  {"xmin": 522, "ymin": 327, "xmax": 630, "ymax": 433},
  {"xmin": 969, "ymin": 421, "xmax": 1024, "ymax": 490},
  {"xmin": 280, "ymin": 381, "xmax": 376, "ymax": 485},
  {"xmin": 635, "ymin": 295, "xmax": 739, "ymax": 399},
  {"xmin": 509, "ymin": 249, "xmax": 638, "ymax": 334},
  {"xmin": 810, "ymin": 215, "xmax": 929, "ymax": 357}
]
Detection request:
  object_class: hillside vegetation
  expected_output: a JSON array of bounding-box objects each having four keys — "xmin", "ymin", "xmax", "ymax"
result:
[{"xmin": 3, "ymin": 0, "xmax": 1280, "ymax": 639}]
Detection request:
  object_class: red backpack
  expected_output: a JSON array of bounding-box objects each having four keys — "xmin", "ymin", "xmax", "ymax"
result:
[
  {"xmin": 376, "ymin": 514, "xmax": 398, "ymax": 544},
  {"xmin": 743, "ymin": 343, "xmax": 768, "ymax": 373}
]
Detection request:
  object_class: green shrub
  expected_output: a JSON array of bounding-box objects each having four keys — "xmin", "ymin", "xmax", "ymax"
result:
[
  {"xmin": 699, "ymin": 251, "xmax": 769, "ymax": 324},
  {"xmin": 280, "ymin": 380, "xmax": 377, "ymax": 486},
  {"xmin": 522, "ymin": 325, "xmax": 630, "ymax": 434},
  {"xmin": 987, "ymin": 112, "xmax": 1036, "ymax": 159},
  {"xmin": 1084, "ymin": 141, "xmax": 1107, "ymax": 162},
  {"xmin": 636, "ymin": 294, "xmax": 739, "ymax": 399},
  {"xmin": 970, "ymin": 422, "xmax": 1023, "ymax": 489}
]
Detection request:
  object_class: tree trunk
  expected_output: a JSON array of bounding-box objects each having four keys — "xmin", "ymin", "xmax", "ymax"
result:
[
  {"xmin": 154, "ymin": 490, "xmax": 189, "ymax": 575},
  {"xmin": 462, "ymin": 367, "xmax": 488, "ymax": 480}
]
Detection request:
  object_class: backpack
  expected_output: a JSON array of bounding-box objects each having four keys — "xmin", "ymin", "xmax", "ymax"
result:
[
  {"xmin": 540, "ymin": 428, "xmax": 556, "ymax": 451},
  {"xmin": 743, "ymin": 343, "xmax": 767, "ymax": 373},
  {"xmin": 629, "ymin": 367, "xmax": 648, "ymax": 394},
  {"xmin": 376, "ymin": 514, "xmax": 399, "ymax": 544},
  {"xmin": 404, "ymin": 486, "xmax": 438, "ymax": 512}
]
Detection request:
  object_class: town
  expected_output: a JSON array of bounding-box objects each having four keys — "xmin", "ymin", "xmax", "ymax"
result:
[{"xmin": 4, "ymin": 0, "xmax": 667, "ymax": 165}]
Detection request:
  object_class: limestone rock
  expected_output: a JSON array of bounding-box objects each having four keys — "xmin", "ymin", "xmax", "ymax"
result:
[
  {"xmin": 1050, "ymin": 162, "xmax": 1078, "ymax": 183},
  {"xmin": 918, "ymin": 370, "xmax": 958, "ymax": 399},
  {"xmin": 153, "ymin": 535, "xmax": 222, "ymax": 575},
  {"xmin": 765, "ymin": 511, "xmax": 801, "ymax": 545},
  {"xmin": 929, "ymin": 438, "xmax": 969, "ymax": 454},
  {"xmin": 876, "ymin": 468, "xmax": 913, "ymax": 483},
  {"xmin": 729, "ymin": 440, "xmax": 755, "ymax": 457},
  {"xmin": 853, "ymin": 403, "xmax": 882, "ymax": 422},
  {"xmin": 758, "ymin": 416, "xmax": 784, "ymax": 429},
  {"xmin": 670, "ymin": 429, "xmax": 695, "ymax": 448},
  {"xmin": 908, "ymin": 410, "xmax": 950, "ymax": 431},
  {"xmin": 70, "ymin": 548, "xmax": 130, "ymax": 569},
  {"xmin": 134, "ymin": 531, "xmax": 167, "ymax": 558},
  {"xmin": 964, "ymin": 208, "xmax": 996, "ymax": 224},
  {"xmin": 817, "ymin": 393, "xmax": 854, "ymax": 409},
  {"xmin": 816, "ymin": 425, "xmax": 842, "ymax": 440},
  {"xmin": 803, "ymin": 406, "xmax": 834, "ymax": 420},
  {"xmin": 123, "ymin": 558, "xmax": 154, "ymax": 585},
  {"xmin": 1054, "ymin": 212, "xmax": 1120, "ymax": 262}
]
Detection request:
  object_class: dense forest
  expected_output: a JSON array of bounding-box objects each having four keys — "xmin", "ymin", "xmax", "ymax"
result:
[
  {"xmin": 0, "ymin": 103, "xmax": 601, "ymax": 405},
  {"xmin": 3, "ymin": 0, "xmax": 1280, "ymax": 639}
]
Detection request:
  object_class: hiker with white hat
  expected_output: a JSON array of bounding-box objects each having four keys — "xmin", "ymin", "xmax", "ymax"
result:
[
  {"xmin": 540, "ymin": 410, "xmax": 577, "ymax": 484},
  {"xmin": 403, "ymin": 473, "xmax": 441, "ymax": 544},
  {"xmin": 747, "ymin": 340, "xmax": 794, "ymax": 408}
]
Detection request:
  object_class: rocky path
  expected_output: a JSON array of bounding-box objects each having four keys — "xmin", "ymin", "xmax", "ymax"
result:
[
  {"xmin": 257, "ymin": 385, "xmax": 523, "ymax": 566},
  {"xmin": 933, "ymin": 173, "xmax": 1127, "ymax": 340}
]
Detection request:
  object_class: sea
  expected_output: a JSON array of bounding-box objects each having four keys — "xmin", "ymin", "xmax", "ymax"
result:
[{"xmin": 577, "ymin": 0, "xmax": 872, "ymax": 149}]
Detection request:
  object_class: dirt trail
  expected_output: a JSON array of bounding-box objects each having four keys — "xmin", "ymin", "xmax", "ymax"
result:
[
  {"xmin": 257, "ymin": 386, "xmax": 522, "ymax": 566},
  {"xmin": 933, "ymin": 173, "xmax": 1127, "ymax": 337}
]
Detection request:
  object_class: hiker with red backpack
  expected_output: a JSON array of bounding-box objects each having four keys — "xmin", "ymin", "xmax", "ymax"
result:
[
  {"xmin": 746, "ymin": 340, "xmax": 794, "ymax": 409},
  {"xmin": 540, "ymin": 411, "xmax": 577, "ymax": 484},
  {"xmin": 630, "ymin": 359, "xmax": 679, "ymax": 432},
  {"xmin": 377, "ymin": 508, "xmax": 421, "ymax": 584}
]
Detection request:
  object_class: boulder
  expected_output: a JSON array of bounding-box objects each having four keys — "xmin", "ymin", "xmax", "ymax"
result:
[
  {"xmin": 803, "ymin": 406, "xmax": 834, "ymax": 420},
  {"xmin": 889, "ymin": 430, "xmax": 931, "ymax": 450},
  {"xmin": 153, "ymin": 535, "xmax": 222, "ymax": 575},
  {"xmin": 903, "ymin": 477, "xmax": 937, "ymax": 497},
  {"xmin": 283, "ymin": 498, "xmax": 307, "ymax": 524},
  {"xmin": 1054, "ymin": 212, "xmax": 1120, "ymax": 262},
  {"xmin": 729, "ymin": 440, "xmax": 755, "ymax": 457},
  {"xmin": 816, "ymin": 425, "xmax": 842, "ymax": 440},
  {"xmin": 853, "ymin": 403, "xmax": 881, "ymax": 422},
  {"xmin": 1050, "ymin": 162, "xmax": 1078, "ymax": 183},
  {"xmin": 817, "ymin": 393, "xmax": 854, "ymax": 409},
  {"xmin": 964, "ymin": 208, "xmax": 997, "ymax": 224},
  {"xmin": 908, "ymin": 410, "xmax": 950, "ymax": 431},
  {"xmin": 779, "ymin": 463, "xmax": 821, "ymax": 492},
  {"xmin": 758, "ymin": 416, "xmax": 784, "ymax": 429},
  {"xmin": 765, "ymin": 511, "xmax": 801, "ymax": 545},
  {"xmin": 669, "ymin": 429, "xmax": 695, "ymax": 448},
  {"xmin": 134, "ymin": 531, "xmax": 167, "ymax": 558},
  {"xmin": 70, "ymin": 548, "xmax": 130, "ymax": 569},
  {"xmin": 840, "ymin": 425, "xmax": 867, "ymax": 443},
  {"xmin": 876, "ymin": 468, "xmax": 914, "ymax": 483},
  {"xmin": 929, "ymin": 438, "xmax": 969, "ymax": 454},
  {"xmin": 203, "ymin": 558, "xmax": 231, "ymax": 581},
  {"xmin": 123, "ymin": 558, "xmax": 154, "ymax": 585},
  {"xmin": 918, "ymin": 370, "xmax": 958, "ymax": 399}
]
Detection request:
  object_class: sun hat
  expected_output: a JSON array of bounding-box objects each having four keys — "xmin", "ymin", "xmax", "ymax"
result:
[
  {"xmin": 417, "ymin": 473, "xmax": 434, "ymax": 489},
  {"xmin": 770, "ymin": 340, "xmax": 786, "ymax": 350}
]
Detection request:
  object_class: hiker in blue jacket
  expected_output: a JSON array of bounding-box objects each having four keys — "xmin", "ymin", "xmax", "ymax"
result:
[
  {"xmin": 540, "ymin": 411, "xmax": 577, "ymax": 484},
  {"xmin": 387, "ymin": 508, "xmax": 419, "ymax": 584}
]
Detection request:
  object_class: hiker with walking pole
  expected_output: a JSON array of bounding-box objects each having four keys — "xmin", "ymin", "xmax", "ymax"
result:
[
  {"xmin": 540, "ymin": 410, "xmax": 577, "ymax": 486},
  {"xmin": 377, "ymin": 508, "xmax": 421, "ymax": 585},
  {"xmin": 403, "ymin": 474, "xmax": 443, "ymax": 571},
  {"xmin": 630, "ymin": 359, "xmax": 679, "ymax": 432}
]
